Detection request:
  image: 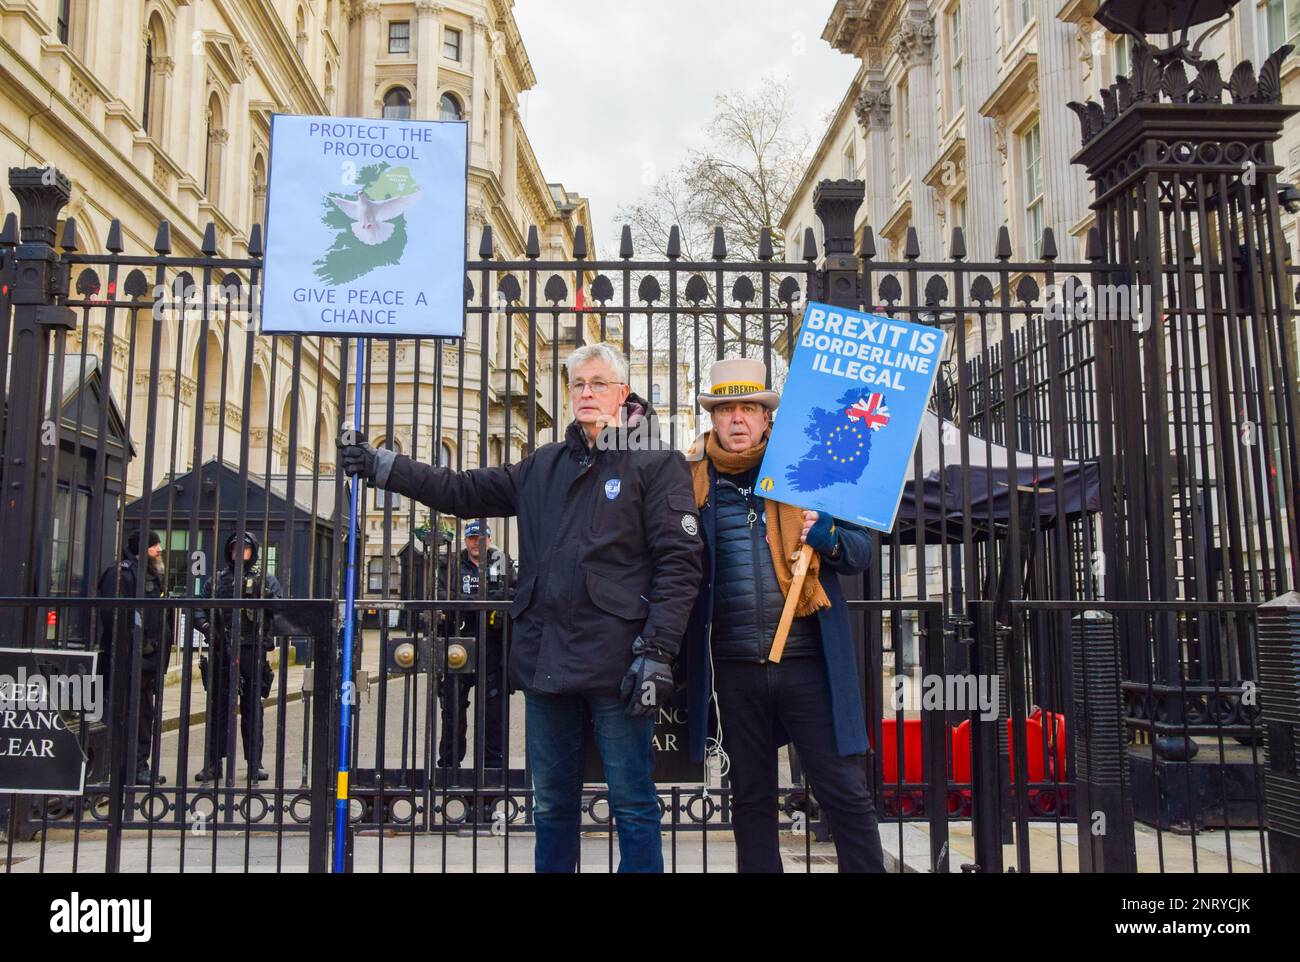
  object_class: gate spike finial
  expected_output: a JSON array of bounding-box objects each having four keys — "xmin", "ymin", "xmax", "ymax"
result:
[
  {"xmin": 803, "ymin": 227, "xmax": 818, "ymax": 262},
  {"xmin": 1085, "ymin": 226, "xmax": 1104, "ymax": 262},
  {"xmin": 995, "ymin": 225, "xmax": 1012, "ymax": 261},
  {"xmin": 949, "ymin": 226, "xmax": 966, "ymax": 260},
  {"xmin": 1039, "ymin": 227, "xmax": 1057, "ymax": 261},
  {"xmin": 573, "ymin": 224, "xmax": 587, "ymax": 260},
  {"xmin": 106, "ymin": 218, "xmax": 123, "ymax": 253},
  {"xmin": 479, "ymin": 224, "xmax": 494, "ymax": 259},
  {"xmin": 666, "ymin": 225, "xmax": 681, "ymax": 260},
  {"xmin": 248, "ymin": 223, "xmax": 263, "ymax": 258},
  {"xmin": 904, "ymin": 227, "xmax": 920, "ymax": 260},
  {"xmin": 859, "ymin": 226, "xmax": 876, "ymax": 260},
  {"xmin": 712, "ymin": 226, "xmax": 727, "ymax": 261},
  {"xmin": 758, "ymin": 227, "xmax": 773, "ymax": 261},
  {"xmin": 153, "ymin": 220, "xmax": 171, "ymax": 255},
  {"xmin": 0, "ymin": 212, "xmax": 16, "ymax": 246},
  {"xmin": 59, "ymin": 217, "xmax": 79, "ymax": 252},
  {"xmin": 526, "ymin": 225, "xmax": 540, "ymax": 259},
  {"xmin": 201, "ymin": 222, "xmax": 218, "ymax": 256},
  {"xmin": 619, "ymin": 225, "xmax": 634, "ymax": 259}
]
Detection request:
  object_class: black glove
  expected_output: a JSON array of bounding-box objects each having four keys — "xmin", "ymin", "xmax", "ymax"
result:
[
  {"xmin": 338, "ymin": 428, "xmax": 379, "ymax": 480},
  {"xmin": 619, "ymin": 636, "xmax": 674, "ymax": 719}
]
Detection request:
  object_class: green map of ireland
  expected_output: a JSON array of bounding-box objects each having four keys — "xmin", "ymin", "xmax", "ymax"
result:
[{"xmin": 313, "ymin": 163, "xmax": 422, "ymax": 285}]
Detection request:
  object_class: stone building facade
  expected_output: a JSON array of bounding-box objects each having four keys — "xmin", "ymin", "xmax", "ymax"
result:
[
  {"xmin": 785, "ymin": 0, "xmax": 1300, "ymax": 269},
  {"xmin": 0, "ymin": 0, "xmax": 590, "ymax": 594}
]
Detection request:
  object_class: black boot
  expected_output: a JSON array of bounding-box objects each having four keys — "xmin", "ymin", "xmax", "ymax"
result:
[{"xmin": 196, "ymin": 764, "xmax": 222, "ymax": 784}]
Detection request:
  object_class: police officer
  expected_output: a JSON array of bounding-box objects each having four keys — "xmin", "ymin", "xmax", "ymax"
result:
[
  {"xmin": 97, "ymin": 529, "xmax": 173, "ymax": 785},
  {"xmin": 435, "ymin": 521, "xmax": 515, "ymax": 774},
  {"xmin": 192, "ymin": 531, "xmax": 283, "ymax": 783}
]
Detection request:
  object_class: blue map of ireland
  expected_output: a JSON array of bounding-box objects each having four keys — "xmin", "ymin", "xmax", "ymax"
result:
[{"xmin": 786, "ymin": 386, "xmax": 890, "ymax": 492}]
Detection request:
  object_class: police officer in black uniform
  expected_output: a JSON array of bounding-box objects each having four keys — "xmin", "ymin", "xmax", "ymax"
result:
[
  {"xmin": 436, "ymin": 520, "xmax": 515, "ymax": 773},
  {"xmin": 192, "ymin": 531, "xmax": 282, "ymax": 783},
  {"xmin": 97, "ymin": 529, "xmax": 173, "ymax": 785}
]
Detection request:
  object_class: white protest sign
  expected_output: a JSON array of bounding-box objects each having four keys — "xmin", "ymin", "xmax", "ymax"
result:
[{"xmin": 260, "ymin": 114, "xmax": 468, "ymax": 337}]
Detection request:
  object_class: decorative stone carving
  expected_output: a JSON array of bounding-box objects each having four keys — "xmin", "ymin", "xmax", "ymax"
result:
[
  {"xmin": 994, "ymin": 118, "xmax": 1008, "ymax": 158},
  {"xmin": 1076, "ymin": 21, "xmax": 1094, "ymax": 66},
  {"xmin": 855, "ymin": 85, "xmax": 891, "ymax": 129},
  {"xmin": 892, "ymin": 15, "xmax": 935, "ymax": 68},
  {"xmin": 155, "ymin": 56, "xmax": 175, "ymax": 78}
]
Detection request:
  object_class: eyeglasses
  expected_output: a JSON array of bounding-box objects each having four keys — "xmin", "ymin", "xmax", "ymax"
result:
[{"xmin": 569, "ymin": 379, "xmax": 623, "ymax": 395}]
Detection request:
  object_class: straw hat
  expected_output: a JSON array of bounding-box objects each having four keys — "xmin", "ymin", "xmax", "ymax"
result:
[{"xmin": 696, "ymin": 358, "xmax": 780, "ymax": 412}]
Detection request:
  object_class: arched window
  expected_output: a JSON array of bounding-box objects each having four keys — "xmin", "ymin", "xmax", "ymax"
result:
[
  {"xmin": 203, "ymin": 93, "xmax": 226, "ymax": 205},
  {"xmin": 142, "ymin": 15, "xmax": 168, "ymax": 137},
  {"xmin": 438, "ymin": 92, "xmax": 463, "ymax": 121},
  {"xmin": 652, "ymin": 383, "xmax": 662, "ymax": 404},
  {"xmin": 383, "ymin": 86, "xmax": 411, "ymax": 119},
  {"xmin": 251, "ymin": 154, "xmax": 267, "ymax": 232}
]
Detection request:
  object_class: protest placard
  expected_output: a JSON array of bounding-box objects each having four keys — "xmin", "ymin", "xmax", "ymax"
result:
[
  {"xmin": 757, "ymin": 301, "xmax": 947, "ymax": 532},
  {"xmin": 260, "ymin": 114, "xmax": 468, "ymax": 336}
]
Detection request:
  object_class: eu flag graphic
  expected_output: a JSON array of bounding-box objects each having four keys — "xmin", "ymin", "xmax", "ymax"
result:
[{"xmin": 786, "ymin": 386, "xmax": 890, "ymax": 492}]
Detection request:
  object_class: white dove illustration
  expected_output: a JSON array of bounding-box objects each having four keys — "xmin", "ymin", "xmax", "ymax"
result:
[{"xmin": 327, "ymin": 188, "xmax": 423, "ymax": 245}]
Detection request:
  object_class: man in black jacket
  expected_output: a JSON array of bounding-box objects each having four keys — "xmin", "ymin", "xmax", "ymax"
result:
[
  {"xmin": 341, "ymin": 342, "xmax": 702, "ymax": 872},
  {"xmin": 435, "ymin": 520, "xmax": 514, "ymax": 773},
  {"xmin": 683, "ymin": 358, "xmax": 885, "ymax": 872},
  {"xmin": 192, "ymin": 531, "xmax": 282, "ymax": 783},
  {"xmin": 97, "ymin": 529, "xmax": 173, "ymax": 785}
]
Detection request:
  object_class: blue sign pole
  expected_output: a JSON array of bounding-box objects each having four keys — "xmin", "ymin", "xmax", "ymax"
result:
[{"xmin": 333, "ymin": 335, "xmax": 367, "ymax": 873}]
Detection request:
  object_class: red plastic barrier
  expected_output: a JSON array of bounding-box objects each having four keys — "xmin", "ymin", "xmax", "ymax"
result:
[
  {"xmin": 951, "ymin": 708, "xmax": 1067, "ymax": 783},
  {"xmin": 871, "ymin": 718, "xmax": 925, "ymax": 784},
  {"xmin": 874, "ymin": 709, "xmax": 1067, "ymax": 787}
]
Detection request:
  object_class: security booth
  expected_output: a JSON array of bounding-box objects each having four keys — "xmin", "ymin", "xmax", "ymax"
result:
[
  {"xmin": 39, "ymin": 356, "xmax": 134, "ymax": 649},
  {"xmin": 122, "ymin": 458, "xmax": 336, "ymax": 599}
]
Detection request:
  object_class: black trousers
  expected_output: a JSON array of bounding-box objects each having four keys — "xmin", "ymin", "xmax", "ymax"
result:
[
  {"xmin": 714, "ymin": 657, "xmax": 885, "ymax": 873},
  {"xmin": 205, "ymin": 649, "xmax": 266, "ymax": 769},
  {"xmin": 437, "ymin": 670, "xmax": 505, "ymax": 771},
  {"xmin": 135, "ymin": 670, "xmax": 161, "ymax": 772}
]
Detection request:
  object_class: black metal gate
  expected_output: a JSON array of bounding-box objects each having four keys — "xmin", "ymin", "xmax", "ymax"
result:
[{"xmin": 3, "ymin": 32, "xmax": 1300, "ymax": 874}]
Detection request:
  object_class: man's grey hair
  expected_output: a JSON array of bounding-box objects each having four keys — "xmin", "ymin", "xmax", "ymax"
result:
[{"xmin": 564, "ymin": 343, "xmax": 629, "ymax": 384}]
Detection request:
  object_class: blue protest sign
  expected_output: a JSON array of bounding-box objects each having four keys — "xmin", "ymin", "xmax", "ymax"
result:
[
  {"xmin": 756, "ymin": 302, "xmax": 947, "ymax": 532},
  {"xmin": 260, "ymin": 114, "xmax": 468, "ymax": 336}
]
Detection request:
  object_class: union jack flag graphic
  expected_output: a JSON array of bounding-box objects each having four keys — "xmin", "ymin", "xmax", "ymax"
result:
[{"xmin": 844, "ymin": 393, "xmax": 891, "ymax": 431}]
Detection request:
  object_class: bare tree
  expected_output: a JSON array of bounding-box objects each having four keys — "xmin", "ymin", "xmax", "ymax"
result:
[
  {"xmin": 608, "ymin": 77, "xmax": 812, "ymax": 391},
  {"xmin": 617, "ymin": 77, "xmax": 811, "ymax": 261}
]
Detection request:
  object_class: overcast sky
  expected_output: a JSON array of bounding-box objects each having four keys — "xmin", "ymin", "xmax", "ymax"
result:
[{"xmin": 512, "ymin": 1, "xmax": 860, "ymax": 250}]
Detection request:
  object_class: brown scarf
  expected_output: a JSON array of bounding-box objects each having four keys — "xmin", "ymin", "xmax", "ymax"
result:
[{"xmin": 687, "ymin": 431, "xmax": 831, "ymax": 618}]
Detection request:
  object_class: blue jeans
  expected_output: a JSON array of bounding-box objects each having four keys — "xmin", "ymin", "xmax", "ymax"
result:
[{"xmin": 525, "ymin": 690, "xmax": 663, "ymax": 872}]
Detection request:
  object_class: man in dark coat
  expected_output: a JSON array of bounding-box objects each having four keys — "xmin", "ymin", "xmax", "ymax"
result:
[
  {"xmin": 435, "ymin": 520, "xmax": 515, "ymax": 773},
  {"xmin": 341, "ymin": 342, "xmax": 702, "ymax": 873},
  {"xmin": 97, "ymin": 529, "xmax": 173, "ymax": 785},
  {"xmin": 192, "ymin": 531, "xmax": 282, "ymax": 783},
  {"xmin": 682, "ymin": 357, "xmax": 885, "ymax": 872}
]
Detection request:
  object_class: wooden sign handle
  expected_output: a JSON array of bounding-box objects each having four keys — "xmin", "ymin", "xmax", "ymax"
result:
[{"xmin": 768, "ymin": 543, "xmax": 814, "ymax": 663}]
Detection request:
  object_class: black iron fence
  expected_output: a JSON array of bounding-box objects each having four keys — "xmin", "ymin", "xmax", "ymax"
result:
[{"xmin": 1, "ymin": 98, "xmax": 1299, "ymax": 873}]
